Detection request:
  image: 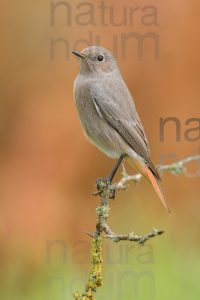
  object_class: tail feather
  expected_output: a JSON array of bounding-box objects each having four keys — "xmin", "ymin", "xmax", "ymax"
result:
[
  {"xmin": 145, "ymin": 166, "xmax": 171, "ymax": 213},
  {"xmin": 126, "ymin": 157, "xmax": 170, "ymax": 213}
]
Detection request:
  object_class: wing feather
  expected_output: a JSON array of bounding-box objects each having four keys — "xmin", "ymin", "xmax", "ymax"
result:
[{"xmin": 91, "ymin": 82, "xmax": 160, "ymax": 180}]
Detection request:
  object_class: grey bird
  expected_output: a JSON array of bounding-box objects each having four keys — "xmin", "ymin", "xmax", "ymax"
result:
[{"xmin": 72, "ymin": 46, "xmax": 170, "ymax": 212}]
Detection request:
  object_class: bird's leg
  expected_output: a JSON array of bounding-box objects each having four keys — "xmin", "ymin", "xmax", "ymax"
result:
[
  {"xmin": 94, "ymin": 154, "xmax": 125, "ymax": 199},
  {"xmin": 108, "ymin": 154, "xmax": 126, "ymax": 183}
]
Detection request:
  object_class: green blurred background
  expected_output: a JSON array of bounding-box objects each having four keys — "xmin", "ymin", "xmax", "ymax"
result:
[{"xmin": 0, "ymin": 0, "xmax": 200, "ymax": 299}]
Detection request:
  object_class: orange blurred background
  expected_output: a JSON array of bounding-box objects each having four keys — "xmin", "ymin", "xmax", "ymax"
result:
[{"xmin": 0, "ymin": 1, "xmax": 200, "ymax": 299}]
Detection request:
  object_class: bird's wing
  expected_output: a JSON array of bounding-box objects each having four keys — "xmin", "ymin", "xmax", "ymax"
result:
[{"xmin": 91, "ymin": 82, "xmax": 160, "ymax": 180}]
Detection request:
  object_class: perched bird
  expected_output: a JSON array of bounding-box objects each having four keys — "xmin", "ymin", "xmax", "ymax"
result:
[{"xmin": 72, "ymin": 46, "xmax": 170, "ymax": 212}]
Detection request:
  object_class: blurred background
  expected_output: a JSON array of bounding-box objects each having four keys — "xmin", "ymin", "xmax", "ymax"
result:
[{"xmin": 0, "ymin": 0, "xmax": 200, "ymax": 299}]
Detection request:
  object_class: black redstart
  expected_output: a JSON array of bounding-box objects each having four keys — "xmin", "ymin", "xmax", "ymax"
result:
[{"xmin": 72, "ymin": 46, "xmax": 170, "ymax": 212}]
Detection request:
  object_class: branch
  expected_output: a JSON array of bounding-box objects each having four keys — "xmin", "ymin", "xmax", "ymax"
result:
[
  {"xmin": 73, "ymin": 155, "xmax": 200, "ymax": 299},
  {"xmin": 114, "ymin": 154, "xmax": 200, "ymax": 190},
  {"xmin": 102, "ymin": 226, "xmax": 164, "ymax": 244},
  {"xmin": 73, "ymin": 236, "xmax": 103, "ymax": 300}
]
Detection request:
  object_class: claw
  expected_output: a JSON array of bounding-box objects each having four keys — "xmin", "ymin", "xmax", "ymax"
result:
[
  {"xmin": 92, "ymin": 190, "xmax": 103, "ymax": 197},
  {"xmin": 93, "ymin": 177, "xmax": 117, "ymax": 200},
  {"xmin": 109, "ymin": 189, "xmax": 116, "ymax": 200},
  {"xmin": 96, "ymin": 177, "xmax": 110, "ymax": 189}
]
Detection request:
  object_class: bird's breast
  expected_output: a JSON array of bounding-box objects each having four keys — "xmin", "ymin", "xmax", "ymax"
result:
[{"xmin": 73, "ymin": 76, "xmax": 122, "ymax": 158}]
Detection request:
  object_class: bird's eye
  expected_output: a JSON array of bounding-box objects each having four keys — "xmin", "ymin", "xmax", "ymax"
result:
[{"xmin": 96, "ymin": 55, "xmax": 104, "ymax": 62}]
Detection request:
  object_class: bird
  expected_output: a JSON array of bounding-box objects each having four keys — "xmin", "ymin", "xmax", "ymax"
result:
[{"xmin": 72, "ymin": 46, "xmax": 170, "ymax": 212}]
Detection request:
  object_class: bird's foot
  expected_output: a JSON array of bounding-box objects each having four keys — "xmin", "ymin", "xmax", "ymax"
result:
[
  {"xmin": 92, "ymin": 177, "xmax": 116, "ymax": 199},
  {"xmin": 96, "ymin": 177, "xmax": 110, "ymax": 189},
  {"xmin": 109, "ymin": 188, "xmax": 116, "ymax": 200}
]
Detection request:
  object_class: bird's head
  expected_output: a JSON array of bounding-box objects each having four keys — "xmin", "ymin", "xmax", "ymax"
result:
[{"xmin": 72, "ymin": 46, "xmax": 119, "ymax": 75}]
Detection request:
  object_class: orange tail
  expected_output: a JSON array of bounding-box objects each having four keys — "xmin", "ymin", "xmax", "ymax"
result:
[
  {"xmin": 145, "ymin": 166, "xmax": 171, "ymax": 213},
  {"xmin": 126, "ymin": 157, "xmax": 170, "ymax": 213}
]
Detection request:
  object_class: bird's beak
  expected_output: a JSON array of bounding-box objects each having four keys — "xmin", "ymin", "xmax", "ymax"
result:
[{"xmin": 72, "ymin": 50, "xmax": 85, "ymax": 59}]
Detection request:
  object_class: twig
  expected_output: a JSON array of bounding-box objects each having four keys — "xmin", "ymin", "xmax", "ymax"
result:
[
  {"xmin": 102, "ymin": 226, "xmax": 164, "ymax": 245},
  {"xmin": 158, "ymin": 155, "xmax": 200, "ymax": 174}
]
